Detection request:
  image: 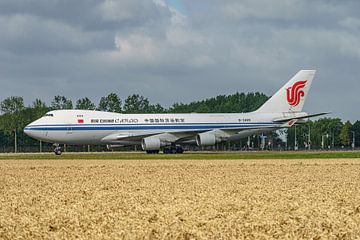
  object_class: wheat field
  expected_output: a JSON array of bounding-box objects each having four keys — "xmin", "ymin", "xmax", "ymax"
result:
[{"xmin": 0, "ymin": 158, "xmax": 360, "ymax": 239}]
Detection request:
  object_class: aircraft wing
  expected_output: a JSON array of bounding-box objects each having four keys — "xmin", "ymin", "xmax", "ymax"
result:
[
  {"xmin": 101, "ymin": 121, "xmax": 295, "ymax": 146},
  {"xmin": 101, "ymin": 132, "xmax": 156, "ymax": 143},
  {"xmin": 101, "ymin": 123, "xmax": 284, "ymax": 143},
  {"xmin": 100, "ymin": 130, "xmax": 209, "ymax": 144}
]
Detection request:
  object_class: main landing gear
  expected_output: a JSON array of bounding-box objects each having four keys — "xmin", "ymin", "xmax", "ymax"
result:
[
  {"xmin": 163, "ymin": 146, "xmax": 184, "ymax": 154},
  {"xmin": 145, "ymin": 146, "xmax": 184, "ymax": 154},
  {"xmin": 146, "ymin": 150, "xmax": 160, "ymax": 154},
  {"xmin": 54, "ymin": 145, "xmax": 62, "ymax": 155}
]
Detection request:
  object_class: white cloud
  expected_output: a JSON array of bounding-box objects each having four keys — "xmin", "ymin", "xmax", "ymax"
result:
[{"xmin": 113, "ymin": 33, "xmax": 158, "ymax": 62}]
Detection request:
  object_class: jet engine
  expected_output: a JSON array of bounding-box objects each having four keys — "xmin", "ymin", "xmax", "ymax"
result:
[
  {"xmin": 196, "ymin": 132, "xmax": 220, "ymax": 146},
  {"xmin": 141, "ymin": 137, "xmax": 168, "ymax": 151}
]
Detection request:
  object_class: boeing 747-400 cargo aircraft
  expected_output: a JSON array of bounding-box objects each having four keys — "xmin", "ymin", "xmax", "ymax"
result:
[{"xmin": 24, "ymin": 70, "xmax": 327, "ymax": 154}]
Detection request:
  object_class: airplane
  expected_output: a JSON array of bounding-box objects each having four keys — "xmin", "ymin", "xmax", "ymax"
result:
[{"xmin": 24, "ymin": 70, "xmax": 328, "ymax": 155}]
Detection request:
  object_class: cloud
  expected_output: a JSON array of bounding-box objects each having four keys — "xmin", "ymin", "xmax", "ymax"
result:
[
  {"xmin": 0, "ymin": 14, "xmax": 113, "ymax": 54},
  {"xmin": 0, "ymin": 0, "xmax": 359, "ymax": 121}
]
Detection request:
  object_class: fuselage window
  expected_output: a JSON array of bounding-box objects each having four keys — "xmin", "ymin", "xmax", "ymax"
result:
[{"xmin": 44, "ymin": 114, "xmax": 54, "ymax": 117}]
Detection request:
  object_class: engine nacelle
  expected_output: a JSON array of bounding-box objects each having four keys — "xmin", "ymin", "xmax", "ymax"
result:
[
  {"xmin": 196, "ymin": 133, "xmax": 220, "ymax": 146},
  {"xmin": 107, "ymin": 144, "xmax": 124, "ymax": 150},
  {"xmin": 141, "ymin": 137, "xmax": 166, "ymax": 151}
]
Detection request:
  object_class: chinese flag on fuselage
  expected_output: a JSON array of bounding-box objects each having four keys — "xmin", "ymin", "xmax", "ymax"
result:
[{"xmin": 78, "ymin": 119, "xmax": 84, "ymax": 124}]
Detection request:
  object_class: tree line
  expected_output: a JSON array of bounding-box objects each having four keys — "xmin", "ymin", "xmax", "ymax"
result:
[{"xmin": 0, "ymin": 92, "xmax": 358, "ymax": 152}]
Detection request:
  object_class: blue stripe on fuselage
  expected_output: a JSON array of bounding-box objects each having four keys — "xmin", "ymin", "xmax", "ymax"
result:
[{"xmin": 24, "ymin": 122, "xmax": 278, "ymax": 131}]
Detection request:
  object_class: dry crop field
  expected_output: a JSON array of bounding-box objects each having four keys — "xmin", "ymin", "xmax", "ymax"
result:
[{"xmin": 1, "ymin": 157, "xmax": 360, "ymax": 239}]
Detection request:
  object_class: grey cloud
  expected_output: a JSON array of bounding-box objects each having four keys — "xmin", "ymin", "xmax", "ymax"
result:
[
  {"xmin": 0, "ymin": 0, "xmax": 173, "ymax": 55},
  {"xmin": 0, "ymin": 0, "xmax": 171, "ymax": 30},
  {"xmin": 0, "ymin": 14, "xmax": 116, "ymax": 54},
  {"xmin": 0, "ymin": 0, "xmax": 359, "ymax": 121}
]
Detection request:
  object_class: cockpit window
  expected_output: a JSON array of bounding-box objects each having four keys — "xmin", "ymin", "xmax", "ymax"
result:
[{"xmin": 44, "ymin": 113, "xmax": 54, "ymax": 117}]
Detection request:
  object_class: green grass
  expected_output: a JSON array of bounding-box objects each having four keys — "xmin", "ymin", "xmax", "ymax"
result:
[{"xmin": 0, "ymin": 151, "xmax": 360, "ymax": 160}]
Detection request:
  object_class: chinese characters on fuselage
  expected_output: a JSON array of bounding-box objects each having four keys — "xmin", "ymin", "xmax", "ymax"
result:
[{"xmin": 90, "ymin": 118, "xmax": 186, "ymax": 124}]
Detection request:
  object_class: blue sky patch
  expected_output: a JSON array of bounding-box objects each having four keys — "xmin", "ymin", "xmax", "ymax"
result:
[{"xmin": 166, "ymin": 0, "xmax": 186, "ymax": 14}]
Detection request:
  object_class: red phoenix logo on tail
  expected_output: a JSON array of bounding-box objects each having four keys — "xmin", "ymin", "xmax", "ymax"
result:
[{"xmin": 286, "ymin": 80, "xmax": 307, "ymax": 107}]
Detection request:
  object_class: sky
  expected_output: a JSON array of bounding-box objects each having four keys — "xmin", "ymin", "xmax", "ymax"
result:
[{"xmin": 0, "ymin": 0, "xmax": 359, "ymax": 121}]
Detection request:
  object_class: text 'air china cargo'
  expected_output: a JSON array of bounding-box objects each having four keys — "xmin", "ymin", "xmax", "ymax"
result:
[{"xmin": 24, "ymin": 70, "xmax": 328, "ymax": 155}]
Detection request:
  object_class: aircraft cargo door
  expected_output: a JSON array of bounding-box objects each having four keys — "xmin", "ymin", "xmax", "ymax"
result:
[
  {"xmin": 66, "ymin": 125, "xmax": 73, "ymax": 134},
  {"xmin": 66, "ymin": 116, "xmax": 74, "ymax": 135}
]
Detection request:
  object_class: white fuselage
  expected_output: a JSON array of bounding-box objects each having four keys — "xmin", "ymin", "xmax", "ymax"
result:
[{"xmin": 24, "ymin": 110, "xmax": 298, "ymax": 145}]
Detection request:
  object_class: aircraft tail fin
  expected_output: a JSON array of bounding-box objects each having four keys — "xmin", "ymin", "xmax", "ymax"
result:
[{"xmin": 256, "ymin": 70, "xmax": 316, "ymax": 113}]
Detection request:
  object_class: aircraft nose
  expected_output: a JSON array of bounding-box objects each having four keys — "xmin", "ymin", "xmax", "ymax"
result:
[
  {"xmin": 24, "ymin": 124, "xmax": 33, "ymax": 137},
  {"xmin": 24, "ymin": 122, "xmax": 41, "ymax": 139}
]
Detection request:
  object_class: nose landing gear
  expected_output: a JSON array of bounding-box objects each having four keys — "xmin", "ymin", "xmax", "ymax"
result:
[{"xmin": 54, "ymin": 145, "xmax": 62, "ymax": 155}]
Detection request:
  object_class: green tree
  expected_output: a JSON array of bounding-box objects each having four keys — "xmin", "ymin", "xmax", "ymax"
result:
[
  {"xmin": 351, "ymin": 121, "xmax": 360, "ymax": 147},
  {"xmin": 287, "ymin": 118, "xmax": 343, "ymax": 150},
  {"xmin": 32, "ymin": 99, "xmax": 47, "ymax": 109},
  {"xmin": 76, "ymin": 97, "xmax": 96, "ymax": 110},
  {"xmin": 32, "ymin": 99, "xmax": 49, "ymax": 119},
  {"xmin": 51, "ymin": 96, "xmax": 73, "ymax": 110},
  {"xmin": 313, "ymin": 118, "xmax": 343, "ymax": 148},
  {"xmin": 123, "ymin": 94, "xmax": 150, "ymax": 113},
  {"xmin": 123, "ymin": 94, "xmax": 165, "ymax": 113},
  {"xmin": 0, "ymin": 96, "xmax": 25, "ymax": 153},
  {"xmin": 98, "ymin": 93, "xmax": 122, "ymax": 113},
  {"xmin": 0, "ymin": 96, "xmax": 25, "ymax": 114},
  {"xmin": 169, "ymin": 92, "xmax": 268, "ymax": 113},
  {"xmin": 148, "ymin": 103, "xmax": 165, "ymax": 113},
  {"xmin": 340, "ymin": 121, "xmax": 352, "ymax": 146}
]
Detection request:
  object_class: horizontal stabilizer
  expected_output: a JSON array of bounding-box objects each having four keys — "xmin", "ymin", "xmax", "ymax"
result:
[{"xmin": 273, "ymin": 112, "xmax": 330, "ymax": 123}]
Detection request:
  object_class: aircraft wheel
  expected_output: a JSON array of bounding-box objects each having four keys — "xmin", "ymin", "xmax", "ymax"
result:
[
  {"xmin": 176, "ymin": 147, "xmax": 184, "ymax": 154},
  {"xmin": 146, "ymin": 150, "xmax": 160, "ymax": 154},
  {"xmin": 163, "ymin": 147, "xmax": 184, "ymax": 154},
  {"xmin": 54, "ymin": 146, "xmax": 62, "ymax": 155}
]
